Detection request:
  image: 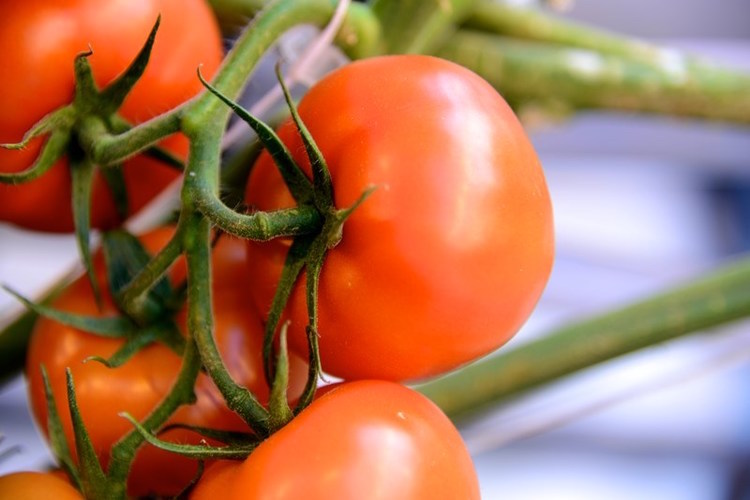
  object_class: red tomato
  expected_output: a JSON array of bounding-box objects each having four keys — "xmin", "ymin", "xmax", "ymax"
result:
[
  {"xmin": 0, "ymin": 471, "xmax": 82, "ymax": 500},
  {"xmin": 190, "ymin": 381, "xmax": 480, "ymax": 499},
  {"xmin": 0, "ymin": 0, "xmax": 223, "ymax": 232},
  {"xmin": 26, "ymin": 229, "xmax": 308, "ymax": 497},
  {"xmin": 245, "ymin": 55, "xmax": 554, "ymax": 381}
]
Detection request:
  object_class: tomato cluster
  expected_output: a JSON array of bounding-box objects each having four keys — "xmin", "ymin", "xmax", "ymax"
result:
[{"xmin": 2, "ymin": 3, "xmax": 553, "ymax": 496}]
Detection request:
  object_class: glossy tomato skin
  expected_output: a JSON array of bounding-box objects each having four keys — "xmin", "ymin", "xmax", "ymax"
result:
[
  {"xmin": 245, "ymin": 55, "xmax": 554, "ymax": 381},
  {"xmin": 191, "ymin": 381, "xmax": 480, "ymax": 500},
  {"xmin": 0, "ymin": 0, "xmax": 223, "ymax": 232},
  {"xmin": 0, "ymin": 471, "xmax": 82, "ymax": 500},
  {"xmin": 26, "ymin": 230, "xmax": 308, "ymax": 497}
]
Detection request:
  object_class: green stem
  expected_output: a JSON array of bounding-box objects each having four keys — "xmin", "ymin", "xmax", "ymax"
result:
[
  {"xmin": 371, "ymin": 0, "xmax": 477, "ymax": 54},
  {"xmin": 116, "ymin": 222, "xmax": 186, "ymax": 320},
  {"xmin": 193, "ymin": 180, "xmax": 322, "ymax": 240},
  {"xmin": 78, "ymin": 110, "xmax": 183, "ymax": 167},
  {"xmin": 418, "ymin": 256, "xmax": 750, "ymax": 421},
  {"xmin": 437, "ymin": 30, "xmax": 750, "ymax": 123},
  {"xmin": 184, "ymin": 0, "xmax": 379, "ymax": 134},
  {"xmin": 106, "ymin": 333, "xmax": 201, "ymax": 493},
  {"xmin": 182, "ymin": 211, "xmax": 270, "ymax": 435},
  {"xmin": 465, "ymin": 1, "xmax": 685, "ymax": 65}
]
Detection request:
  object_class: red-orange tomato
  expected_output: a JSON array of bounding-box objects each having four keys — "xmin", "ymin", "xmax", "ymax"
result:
[
  {"xmin": 191, "ymin": 381, "xmax": 480, "ymax": 500},
  {"xmin": 26, "ymin": 229, "xmax": 308, "ymax": 497},
  {"xmin": 0, "ymin": 0, "xmax": 223, "ymax": 232},
  {"xmin": 0, "ymin": 471, "xmax": 82, "ymax": 500},
  {"xmin": 245, "ymin": 55, "xmax": 554, "ymax": 381}
]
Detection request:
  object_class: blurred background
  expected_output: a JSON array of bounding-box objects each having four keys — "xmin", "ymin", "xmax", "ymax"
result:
[{"xmin": 1, "ymin": 0, "xmax": 749, "ymax": 498}]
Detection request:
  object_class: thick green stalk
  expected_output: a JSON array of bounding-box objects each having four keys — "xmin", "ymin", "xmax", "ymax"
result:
[
  {"xmin": 186, "ymin": 0, "xmax": 379, "ymax": 132},
  {"xmin": 207, "ymin": 0, "xmax": 381, "ymax": 59},
  {"xmin": 182, "ymin": 208, "xmax": 270, "ymax": 435},
  {"xmin": 438, "ymin": 31, "xmax": 750, "ymax": 123},
  {"xmin": 418, "ymin": 256, "xmax": 750, "ymax": 421},
  {"xmin": 371, "ymin": 0, "xmax": 477, "ymax": 54},
  {"xmin": 465, "ymin": 1, "xmax": 686, "ymax": 65}
]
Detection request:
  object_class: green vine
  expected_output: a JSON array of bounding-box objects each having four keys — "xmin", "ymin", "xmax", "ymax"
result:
[{"xmin": 0, "ymin": 1, "xmax": 749, "ymax": 497}]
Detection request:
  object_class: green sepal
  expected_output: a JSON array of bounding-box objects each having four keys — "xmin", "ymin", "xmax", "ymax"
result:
[
  {"xmin": 158, "ymin": 423, "xmax": 257, "ymax": 446},
  {"xmin": 0, "ymin": 107, "xmax": 75, "ymax": 151},
  {"xmin": 197, "ymin": 68, "xmax": 313, "ymax": 204},
  {"xmin": 70, "ymin": 154, "xmax": 101, "ymax": 307},
  {"xmin": 176, "ymin": 460, "xmax": 205, "ymax": 499},
  {"xmin": 73, "ymin": 48, "xmax": 100, "ymax": 113},
  {"xmin": 40, "ymin": 367, "xmax": 81, "ymax": 489},
  {"xmin": 65, "ymin": 370, "xmax": 110, "ymax": 498},
  {"xmin": 82, "ymin": 320, "xmax": 184, "ymax": 368},
  {"xmin": 0, "ymin": 128, "xmax": 71, "ymax": 184},
  {"xmin": 121, "ymin": 413, "xmax": 258, "ymax": 460},
  {"xmin": 293, "ymin": 237, "xmax": 328, "ymax": 415},
  {"xmin": 100, "ymin": 16, "xmax": 161, "ymax": 114},
  {"xmin": 268, "ymin": 322, "xmax": 293, "ymax": 432},
  {"xmin": 99, "ymin": 165, "xmax": 129, "ymax": 221},
  {"xmin": 262, "ymin": 235, "xmax": 313, "ymax": 384},
  {"xmin": 102, "ymin": 230, "xmax": 175, "ymax": 324},
  {"xmin": 2, "ymin": 286, "xmax": 136, "ymax": 337},
  {"xmin": 275, "ymin": 63, "xmax": 333, "ymax": 211}
]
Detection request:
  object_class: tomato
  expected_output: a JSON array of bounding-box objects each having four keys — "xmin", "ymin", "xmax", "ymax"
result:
[
  {"xmin": 245, "ymin": 55, "xmax": 554, "ymax": 381},
  {"xmin": 190, "ymin": 380, "xmax": 480, "ymax": 499},
  {"xmin": 0, "ymin": 0, "xmax": 223, "ymax": 232},
  {"xmin": 0, "ymin": 471, "xmax": 82, "ymax": 500},
  {"xmin": 25, "ymin": 229, "xmax": 308, "ymax": 497}
]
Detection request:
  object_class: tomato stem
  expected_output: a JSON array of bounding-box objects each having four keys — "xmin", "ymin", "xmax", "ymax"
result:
[
  {"xmin": 438, "ymin": 30, "xmax": 750, "ymax": 123},
  {"xmin": 115, "ymin": 222, "xmax": 187, "ymax": 322},
  {"xmin": 418, "ymin": 255, "xmax": 750, "ymax": 421},
  {"xmin": 107, "ymin": 335, "xmax": 202, "ymax": 495},
  {"xmin": 182, "ymin": 212, "xmax": 271, "ymax": 435},
  {"xmin": 78, "ymin": 110, "xmax": 184, "ymax": 167}
]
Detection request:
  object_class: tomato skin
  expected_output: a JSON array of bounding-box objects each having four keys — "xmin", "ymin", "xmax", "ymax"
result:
[
  {"xmin": 191, "ymin": 381, "xmax": 480, "ymax": 500},
  {"xmin": 0, "ymin": 0, "xmax": 223, "ymax": 232},
  {"xmin": 245, "ymin": 55, "xmax": 554, "ymax": 381},
  {"xmin": 25, "ymin": 230, "xmax": 308, "ymax": 497},
  {"xmin": 0, "ymin": 471, "xmax": 82, "ymax": 500}
]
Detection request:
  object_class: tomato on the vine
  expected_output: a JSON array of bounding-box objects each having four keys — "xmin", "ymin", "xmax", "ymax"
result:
[
  {"xmin": 0, "ymin": 0, "xmax": 223, "ymax": 232},
  {"xmin": 0, "ymin": 471, "xmax": 82, "ymax": 500},
  {"xmin": 191, "ymin": 380, "xmax": 480, "ymax": 499},
  {"xmin": 246, "ymin": 55, "xmax": 554, "ymax": 381},
  {"xmin": 25, "ymin": 229, "xmax": 308, "ymax": 497}
]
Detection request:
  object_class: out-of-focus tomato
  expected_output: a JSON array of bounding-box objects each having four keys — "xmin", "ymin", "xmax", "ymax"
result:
[
  {"xmin": 0, "ymin": 0, "xmax": 223, "ymax": 232},
  {"xmin": 245, "ymin": 55, "xmax": 554, "ymax": 381},
  {"xmin": 190, "ymin": 380, "xmax": 480, "ymax": 499},
  {"xmin": 0, "ymin": 471, "xmax": 82, "ymax": 500},
  {"xmin": 25, "ymin": 229, "xmax": 308, "ymax": 497}
]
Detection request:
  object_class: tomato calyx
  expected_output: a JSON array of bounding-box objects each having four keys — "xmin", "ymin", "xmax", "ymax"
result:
[
  {"xmin": 0, "ymin": 17, "xmax": 183, "ymax": 298},
  {"xmin": 199, "ymin": 63, "xmax": 374, "ymax": 423}
]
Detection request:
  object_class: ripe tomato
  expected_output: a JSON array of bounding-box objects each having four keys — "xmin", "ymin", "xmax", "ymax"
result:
[
  {"xmin": 190, "ymin": 380, "xmax": 480, "ymax": 499},
  {"xmin": 0, "ymin": 471, "xmax": 82, "ymax": 500},
  {"xmin": 0, "ymin": 0, "xmax": 223, "ymax": 232},
  {"xmin": 25, "ymin": 229, "xmax": 308, "ymax": 497},
  {"xmin": 245, "ymin": 55, "xmax": 554, "ymax": 381}
]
